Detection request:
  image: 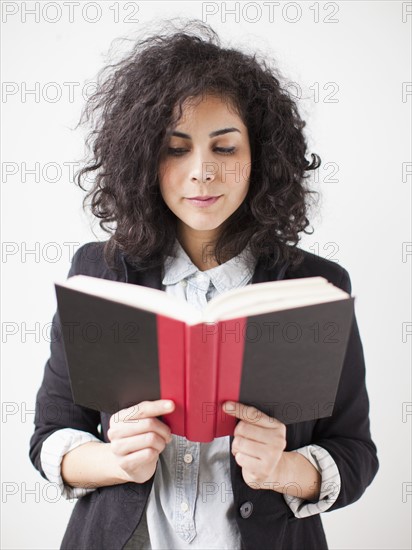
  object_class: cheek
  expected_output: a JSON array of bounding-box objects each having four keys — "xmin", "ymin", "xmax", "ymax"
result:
[
  {"xmin": 159, "ymin": 164, "xmax": 182, "ymax": 194},
  {"xmin": 226, "ymin": 155, "xmax": 251, "ymax": 187},
  {"xmin": 240, "ymin": 155, "xmax": 252, "ymax": 185},
  {"xmin": 162, "ymin": 180, "xmax": 179, "ymax": 202},
  {"xmin": 159, "ymin": 168, "xmax": 174, "ymax": 200},
  {"xmin": 160, "ymin": 183, "xmax": 185, "ymax": 213},
  {"xmin": 158, "ymin": 179, "xmax": 167, "ymax": 201},
  {"xmin": 228, "ymin": 168, "xmax": 250, "ymax": 198}
]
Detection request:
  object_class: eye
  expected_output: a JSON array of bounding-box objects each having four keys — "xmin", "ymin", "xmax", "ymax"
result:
[
  {"xmin": 215, "ymin": 147, "xmax": 236, "ymax": 155},
  {"xmin": 167, "ymin": 146, "xmax": 237, "ymax": 156},
  {"xmin": 167, "ymin": 147, "xmax": 188, "ymax": 156}
]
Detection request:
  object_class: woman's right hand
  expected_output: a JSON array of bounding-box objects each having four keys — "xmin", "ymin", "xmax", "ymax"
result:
[{"xmin": 107, "ymin": 399, "xmax": 175, "ymax": 484}]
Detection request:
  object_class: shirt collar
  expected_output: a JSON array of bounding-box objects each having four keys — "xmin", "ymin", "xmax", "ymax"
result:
[{"xmin": 162, "ymin": 239, "xmax": 258, "ymax": 294}]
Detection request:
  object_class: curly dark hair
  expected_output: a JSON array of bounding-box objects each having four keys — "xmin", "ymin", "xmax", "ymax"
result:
[{"xmin": 75, "ymin": 18, "xmax": 320, "ymax": 273}]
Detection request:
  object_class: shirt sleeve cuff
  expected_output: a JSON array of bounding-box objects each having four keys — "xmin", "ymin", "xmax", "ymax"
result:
[
  {"xmin": 283, "ymin": 444, "xmax": 341, "ymax": 518},
  {"xmin": 40, "ymin": 428, "xmax": 103, "ymax": 500}
]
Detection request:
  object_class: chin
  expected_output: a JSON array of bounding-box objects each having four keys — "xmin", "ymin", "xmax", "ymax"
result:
[{"xmin": 189, "ymin": 224, "xmax": 222, "ymax": 232}]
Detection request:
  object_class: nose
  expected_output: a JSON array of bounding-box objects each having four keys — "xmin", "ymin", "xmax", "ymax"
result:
[{"xmin": 189, "ymin": 152, "xmax": 217, "ymax": 184}]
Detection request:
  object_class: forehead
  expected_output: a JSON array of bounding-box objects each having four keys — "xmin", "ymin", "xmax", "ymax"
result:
[{"xmin": 172, "ymin": 94, "xmax": 244, "ymax": 127}]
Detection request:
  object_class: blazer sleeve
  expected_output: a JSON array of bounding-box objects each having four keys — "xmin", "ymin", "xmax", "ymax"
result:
[
  {"xmin": 311, "ymin": 267, "xmax": 379, "ymax": 511},
  {"xmin": 29, "ymin": 244, "xmax": 103, "ymax": 480}
]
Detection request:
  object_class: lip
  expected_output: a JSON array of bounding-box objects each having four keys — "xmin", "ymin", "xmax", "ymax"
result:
[{"xmin": 185, "ymin": 195, "xmax": 222, "ymax": 208}]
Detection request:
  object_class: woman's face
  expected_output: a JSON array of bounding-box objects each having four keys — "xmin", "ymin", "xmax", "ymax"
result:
[{"xmin": 158, "ymin": 94, "xmax": 251, "ymax": 243}]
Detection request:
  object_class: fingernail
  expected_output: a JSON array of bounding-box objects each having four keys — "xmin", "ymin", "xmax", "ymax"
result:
[{"xmin": 163, "ymin": 401, "xmax": 173, "ymax": 410}]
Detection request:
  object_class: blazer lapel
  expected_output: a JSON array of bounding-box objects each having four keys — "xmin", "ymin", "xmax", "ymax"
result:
[{"xmin": 251, "ymin": 254, "xmax": 290, "ymax": 284}]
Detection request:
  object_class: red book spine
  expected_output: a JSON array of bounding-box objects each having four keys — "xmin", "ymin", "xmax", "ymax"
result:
[
  {"xmin": 185, "ymin": 322, "xmax": 219, "ymax": 442},
  {"xmin": 156, "ymin": 314, "xmax": 185, "ymax": 436},
  {"xmin": 157, "ymin": 315, "xmax": 247, "ymax": 442},
  {"xmin": 215, "ymin": 317, "xmax": 246, "ymax": 437}
]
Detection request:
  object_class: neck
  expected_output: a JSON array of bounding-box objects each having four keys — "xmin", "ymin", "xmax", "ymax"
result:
[{"xmin": 176, "ymin": 224, "xmax": 223, "ymax": 271}]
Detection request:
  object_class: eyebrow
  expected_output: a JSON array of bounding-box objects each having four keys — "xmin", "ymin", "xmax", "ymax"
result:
[{"xmin": 171, "ymin": 127, "xmax": 241, "ymax": 139}]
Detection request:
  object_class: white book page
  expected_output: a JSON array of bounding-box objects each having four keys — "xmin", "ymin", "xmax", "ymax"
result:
[
  {"xmin": 204, "ymin": 276, "xmax": 329, "ymax": 313},
  {"xmin": 55, "ymin": 275, "xmax": 200, "ymax": 323},
  {"xmin": 55, "ymin": 275, "xmax": 349, "ymax": 325},
  {"xmin": 204, "ymin": 287, "xmax": 349, "ymax": 322}
]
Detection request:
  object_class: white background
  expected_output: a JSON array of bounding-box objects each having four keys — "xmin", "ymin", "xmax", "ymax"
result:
[{"xmin": 1, "ymin": 1, "xmax": 411, "ymax": 548}]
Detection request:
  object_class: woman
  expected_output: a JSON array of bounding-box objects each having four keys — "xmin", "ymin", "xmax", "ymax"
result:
[{"xmin": 29, "ymin": 19, "xmax": 379, "ymax": 550}]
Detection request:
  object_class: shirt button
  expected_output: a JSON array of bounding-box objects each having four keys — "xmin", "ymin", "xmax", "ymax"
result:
[
  {"xmin": 180, "ymin": 280, "xmax": 187, "ymax": 287},
  {"xmin": 183, "ymin": 453, "xmax": 193, "ymax": 464},
  {"xmin": 180, "ymin": 502, "xmax": 189, "ymax": 512},
  {"xmin": 240, "ymin": 501, "xmax": 253, "ymax": 519}
]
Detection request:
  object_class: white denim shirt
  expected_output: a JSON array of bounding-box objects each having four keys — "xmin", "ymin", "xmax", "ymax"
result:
[{"xmin": 40, "ymin": 239, "xmax": 341, "ymax": 549}]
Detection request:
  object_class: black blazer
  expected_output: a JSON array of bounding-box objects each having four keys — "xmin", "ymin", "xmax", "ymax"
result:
[{"xmin": 29, "ymin": 242, "xmax": 379, "ymax": 550}]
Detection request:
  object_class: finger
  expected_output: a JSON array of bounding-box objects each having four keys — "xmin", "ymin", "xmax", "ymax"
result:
[
  {"xmin": 233, "ymin": 451, "xmax": 262, "ymax": 472},
  {"xmin": 108, "ymin": 416, "xmax": 172, "ymax": 443},
  {"xmin": 223, "ymin": 401, "xmax": 284, "ymax": 429},
  {"xmin": 233, "ymin": 421, "xmax": 284, "ymax": 444},
  {"xmin": 231, "ymin": 436, "xmax": 263, "ymax": 460},
  {"xmin": 110, "ymin": 432, "xmax": 169, "ymax": 457},
  {"xmin": 118, "ymin": 447, "xmax": 161, "ymax": 470},
  {"xmin": 114, "ymin": 400, "xmax": 175, "ymax": 423},
  {"xmin": 232, "ymin": 433, "xmax": 285, "ymax": 458}
]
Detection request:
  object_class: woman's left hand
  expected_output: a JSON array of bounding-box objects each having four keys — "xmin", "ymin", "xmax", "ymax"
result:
[{"xmin": 223, "ymin": 401, "xmax": 287, "ymax": 490}]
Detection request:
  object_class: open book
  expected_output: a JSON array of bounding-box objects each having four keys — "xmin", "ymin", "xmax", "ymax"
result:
[{"xmin": 54, "ymin": 275, "xmax": 354, "ymax": 442}]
